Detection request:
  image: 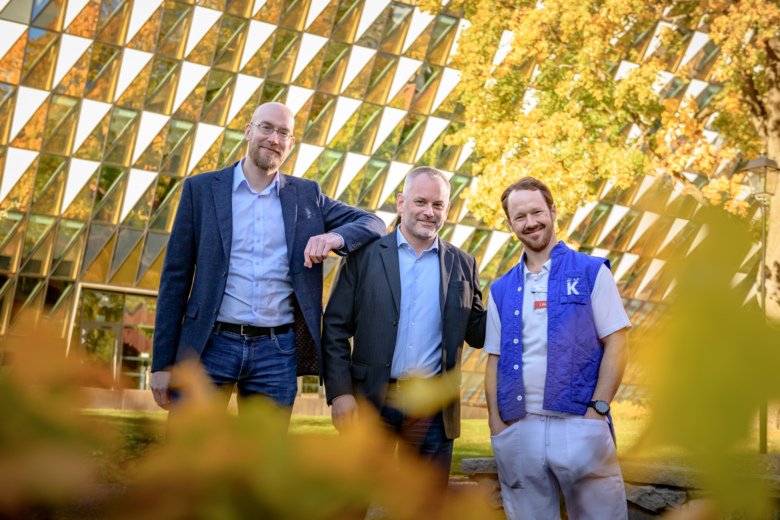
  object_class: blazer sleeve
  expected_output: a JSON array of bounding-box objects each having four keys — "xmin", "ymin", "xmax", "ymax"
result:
[
  {"xmin": 151, "ymin": 179, "xmax": 196, "ymax": 371},
  {"xmin": 464, "ymin": 254, "xmax": 487, "ymax": 349},
  {"xmin": 321, "ymin": 253, "xmax": 359, "ymax": 404},
  {"xmin": 317, "ymin": 188, "xmax": 386, "ymax": 253}
]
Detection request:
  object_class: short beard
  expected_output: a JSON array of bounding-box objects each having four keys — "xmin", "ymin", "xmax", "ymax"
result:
[
  {"xmin": 251, "ymin": 147, "xmax": 281, "ymax": 172},
  {"xmin": 520, "ymin": 226, "xmax": 553, "ymax": 253}
]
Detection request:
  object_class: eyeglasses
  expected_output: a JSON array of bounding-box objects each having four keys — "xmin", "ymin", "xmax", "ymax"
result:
[{"xmin": 251, "ymin": 122, "xmax": 293, "ymax": 142}]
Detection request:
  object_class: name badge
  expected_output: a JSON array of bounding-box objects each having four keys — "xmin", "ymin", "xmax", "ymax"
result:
[{"xmin": 534, "ymin": 300, "xmax": 547, "ymax": 310}]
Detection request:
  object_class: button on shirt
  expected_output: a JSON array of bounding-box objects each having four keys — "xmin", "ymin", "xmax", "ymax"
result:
[
  {"xmin": 216, "ymin": 161, "xmax": 293, "ymax": 326},
  {"xmin": 390, "ymin": 231, "xmax": 442, "ymax": 380}
]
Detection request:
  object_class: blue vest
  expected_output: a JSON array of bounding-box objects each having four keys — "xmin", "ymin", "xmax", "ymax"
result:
[{"xmin": 492, "ymin": 242, "xmax": 609, "ymax": 422}]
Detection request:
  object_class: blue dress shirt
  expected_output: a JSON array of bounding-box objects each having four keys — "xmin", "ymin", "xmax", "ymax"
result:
[
  {"xmin": 390, "ymin": 230, "xmax": 442, "ymax": 379},
  {"xmin": 216, "ymin": 160, "xmax": 294, "ymax": 326}
]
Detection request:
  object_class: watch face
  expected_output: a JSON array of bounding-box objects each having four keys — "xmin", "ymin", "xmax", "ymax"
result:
[{"xmin": 593, "ymin": 400, "xmax": 610, "ymax": 415}]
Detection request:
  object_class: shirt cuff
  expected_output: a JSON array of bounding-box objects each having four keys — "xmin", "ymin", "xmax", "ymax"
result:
[{"xmin": 331, "ymin": 232, "xmax": 346, "ymax": 253}]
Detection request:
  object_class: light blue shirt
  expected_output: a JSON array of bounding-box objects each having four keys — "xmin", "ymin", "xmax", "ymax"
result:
[
  {"xmin": 390, "ymin": 230, "xmax": 442, "ymax": 379},
  {"xmin": 216, "ymin": 160, "xmax": 294, "ymax": 326}
]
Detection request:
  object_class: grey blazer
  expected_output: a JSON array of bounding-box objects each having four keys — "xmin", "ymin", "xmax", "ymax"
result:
[{"xmin": 322, "ymin": 229, "xmax": 486, "ymax": 439}]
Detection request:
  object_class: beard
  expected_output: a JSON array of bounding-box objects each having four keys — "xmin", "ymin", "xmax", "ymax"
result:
[
  {"xmin": 519, "ymin": 223, "xmax": 554, "ymax": 252},
  {"xmin": 250, "ymin": 144, "xmax": 283, "ymax": 171},
  {"xmin": 405, "ymin": 217, "xmax": 442, "ymax": 241}
]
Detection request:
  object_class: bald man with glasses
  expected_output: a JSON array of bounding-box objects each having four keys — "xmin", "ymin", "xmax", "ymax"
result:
[{"xmin": 151, "ymin": 102, "xmax": 386, "ymax": 417}]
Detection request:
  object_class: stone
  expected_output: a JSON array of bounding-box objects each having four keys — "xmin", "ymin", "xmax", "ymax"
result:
[{"xmin": 624, "ymin": 483, "xmax": 688, "ymax": 513}]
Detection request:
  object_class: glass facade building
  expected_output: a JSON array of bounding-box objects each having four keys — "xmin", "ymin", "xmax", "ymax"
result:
[{"xmin": 0, "ymin": 0, "xmax": 760, "ymax": 405}]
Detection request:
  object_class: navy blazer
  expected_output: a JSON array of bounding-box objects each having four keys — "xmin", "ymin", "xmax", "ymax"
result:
[{"xmin": 152, "ymin": 162, "xmax": 386, "ymax": 374}]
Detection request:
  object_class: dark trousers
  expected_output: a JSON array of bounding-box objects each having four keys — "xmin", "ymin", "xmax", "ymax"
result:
[{"xmin": 380, "ymin": 406, "xmax": 453, "ymax": 488}]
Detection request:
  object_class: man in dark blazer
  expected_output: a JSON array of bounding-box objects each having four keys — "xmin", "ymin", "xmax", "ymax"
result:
[
  {"xmin": 150, "ymin": 102, "xmax": 385, "ymax": 412},
  {"xmin": 322, "ymin": 166, "xmax": 486, "ymax": 483}
]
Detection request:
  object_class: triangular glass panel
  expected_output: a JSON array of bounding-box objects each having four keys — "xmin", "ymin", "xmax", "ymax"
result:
[
  {"xmin": 21, "ymin": 29, "xmax": 58, "ymax": 90},
  {"xmin": 200, "ymin": 69, "xmax": 234, "ymax": 125},
  {"xmin": 62, "ymin": 170, "xmax": 98, "ymax": 221},
  {"xmin": 96, "ymin": 0, "xmax": 130, "ymax": 46},
  {"xmin": 160, "ymin": 120, "xmax": 195, "ymax": 176},
  {"xmin": 213, "ymin": 14, "xmax": 246, "ymax": 72},
  {"xmin": 31, "ymin": 167, "xmax": 66, "ymax": 217},
  {"xmin": 266, "ymin": 29, "xmax": 300, "ymax": 83},
  {"xmin": 109, "ymin": 227, "xmax": 143, "ymax": 275},
  {"xmin": 186, "ymin": 17, "xmax": 219, "ymax": 65},
  {"xmin": 330, "ymin": 0, "xmax": 361, "ymax": 43},
  {"xmin": 363, "ymin": 53, "xmax": 396, "ymax": 105},
  {"xmin": 137, "ymin": 244, "xmax": 165, "ymax": 289},
  {"xmin": 115, "ymin": 60, "xmax": 153, "ymax": 110},
  {"xmin": 51, "ymin": 228, "xmax": 85, "ymax": 278},
  {"xmin": 10, "ymin": 275, "xmax": 46, "ymax": 325},
  {"xmin": 20, "ymin": 224, "xmax": 55, "ymax": 276},
  {"xmin": 84, "ymin": 42, "xmax": 122, "ymax": 103},
  {"xmin": 355, "ymin": 4, "xmax": 390, "ymax": 49},
  {"xmin": 31, "ymin": 0, "xmax": 64, "ymax": 31},
  {"xmin": 0, "ymin": 29, "xmax": 27, "ymax": 85},
  {"xmin": 218, "ymin": 129, "xmax": 246, "ymax": 167},
  {"xmin": 32, "ymin": 154, "xmax": 66, "ymax": 202},
  {"xmin": 92, "ymin": 173, "xmax": 127, "ymax": 225},
  {"xmin": 23, "ymin": 214, "xmax": 55, "ymax": 259},
  {"xmin": 122, "ymin": 182, "xmax": 155, "ymax": 229},
  {"xmin": 149, "ymin": 185, "xmax": 182, "ymax": 231},
  {"xmin": 240, "ymin": 30, "xmax": 275, "ymax": 78},
  {"xmin": 110, "ymin": 230, "xmax": 144, "ymax": 286},
  {"xmin": 64, "ymin": 0, "xmax": 100, "ymax": 38},
  {"xmin": 103, "ymin": 108, "xmax": 139, "ymax": 166},
  {"xmin": 355, "ymin": 158, "xmax": 389, "ymax": 209},
  {"xmin": 137, "ymin": 231, "xmax": 168, "ymax": 285},
  {"xmin": 0, "ymin": 216, "xmax": 26, "ymax": 272},
  {"xmin": 316, "ymin": 41, "xmax": 350, "ymax": 95},
  {"xmin": 0, "ymin": 86, "xmax": 15, "ymax": 146},
  {"xmin": 348, "ymin": 102, "xmax": 382, "ymax": 155},
  {"xmin": 304, "ymin": 149, "xmax": 343, "ymax": 197},
  {"xmin": 73, "ymin": 107, "xmax": 111, "ymax": 160},
  {"xmin": 81, "ymin": 223, "xmax": 114, "ymax": 279},
  {"xmin": 43, "ymin": 95, "xmax": 80, "ymax": 154},
  {"xmin": 156, "ymin": 2, "xmax": 190, "ymax": 59},
  {"xmin": 426, "ymin": 15, "xmax": 458, "ymax": 66},
  {"xmin": 307, "ymin": 0, "xmax": 339, "ymax": 37},
  {"xmin": 256, "ymin": 0, "xmax": 284, "ymax": 24},
  {"xmin": 1, "ymin": 0, "xmax": 33, "ymax": 23},
  {"xmin": 302, "ymin": 93, "xmax": 336, "ymax": 146},
  {"xmin": 0, "ymin": 160, "xmax": 37, "ymax": 213},
  {"xmin": 127, "ymin": 6, "xmax": 162, "ymax": 53},
  {"xmin": 278, "ymin": 0, "xmax": 306, "ymax": 30},
  {"xmin": 378, "ymin": 3, "xmax": 412, "ymax": 55},
  {"xmin": 44, "ymin": 281, "xmax": 74, "ymax": 336},
  {"xmin": 10, "ymin": 97, "xmax": 48, "ymax": 150}
]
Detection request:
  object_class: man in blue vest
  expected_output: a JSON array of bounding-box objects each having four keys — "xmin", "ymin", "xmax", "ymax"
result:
[{"xmin": 485, "ymin": 177, "xmax": 631, "ymax": 519}]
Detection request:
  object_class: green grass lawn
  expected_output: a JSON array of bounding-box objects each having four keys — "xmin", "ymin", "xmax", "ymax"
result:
[{"xmin": 82, "ymin": 401, "xmax": 777, "ymax": 482}]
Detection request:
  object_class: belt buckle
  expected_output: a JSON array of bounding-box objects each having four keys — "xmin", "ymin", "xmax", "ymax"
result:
[{"xmin": 239, "ymin": 324, "xmax": 248, "ymax": 336}]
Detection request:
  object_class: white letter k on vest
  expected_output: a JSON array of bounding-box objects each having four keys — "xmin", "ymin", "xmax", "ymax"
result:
[{"xmin": 566, "ymin": 278, "xmax": 579, "ymax": 295}]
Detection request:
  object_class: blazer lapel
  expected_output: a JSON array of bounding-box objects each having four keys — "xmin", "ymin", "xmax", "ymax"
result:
[
  {"xmin": 279, "ymin": 174, "xmax": 297, "ymax": 262},
  {"xmin": 379, "ymin": 231, "xmax": 402, "ymax": 316},
  {"xmin": 439, "ymin": 240, "xmax": 454, "ymax": 314},
  {"xmin": 212, "ymin": 165, "xmax": 234, "ymax": 262}
]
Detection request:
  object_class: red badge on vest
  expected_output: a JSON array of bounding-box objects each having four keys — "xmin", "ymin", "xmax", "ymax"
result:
[{"xmin": 534, "ymin": 300, "xmax": 547, "ymax": 310}]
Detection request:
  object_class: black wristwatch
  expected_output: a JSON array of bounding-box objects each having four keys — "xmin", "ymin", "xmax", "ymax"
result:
[{"xmin": 588, "ymin": 400, "xmax": 610, "ymax": 416}]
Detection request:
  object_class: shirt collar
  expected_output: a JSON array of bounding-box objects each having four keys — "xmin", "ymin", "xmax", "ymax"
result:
[
  {"xmin": 522, "ymin": 258, "xmax": 551, "ymax": 277},
  {"xmin": 234, "ymin": 159, "xmax": 280, "ymax": 195},
  {"xmin": 396, "ymin": 228, "xmax": 439, "ymax": 254}
]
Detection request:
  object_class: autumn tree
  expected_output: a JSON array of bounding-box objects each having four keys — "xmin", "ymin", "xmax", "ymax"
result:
[{"xmin": 420, "ymin": 0, "xmax": 780, "ymax": 317}]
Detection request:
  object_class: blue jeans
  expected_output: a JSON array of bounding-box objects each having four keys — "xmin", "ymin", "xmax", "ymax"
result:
[{"xmin": 200, "ymin": 327, "xmax": 298, "ymax": 409}]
